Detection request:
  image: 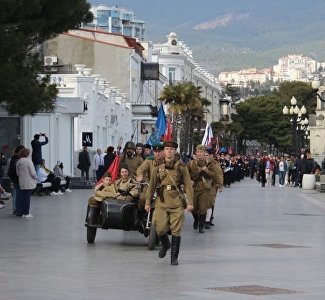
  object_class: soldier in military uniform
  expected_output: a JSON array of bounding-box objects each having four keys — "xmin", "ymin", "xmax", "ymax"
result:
[
  {"xmin": 136, "ymin": 143, "xmax": 164, "ymax": 209},
  {"xmin": 145, "ymin": 141, "xmax": 193, "ymax": 265},
  {"xmin": 204, "ymin": 149, "xmax": 223, "ymax": 229},
  {"xmin": 119, "ymin": 141, "xmax": 143, "ymax": 177},
  {"xmin": 187, "ymin": 145, "xmax": 220, "ymax": 233}
]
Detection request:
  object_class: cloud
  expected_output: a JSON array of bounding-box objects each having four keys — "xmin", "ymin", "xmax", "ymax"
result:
[{"xmin": 193, "ymin": 13, "xmax": 249, "ymax": 31}]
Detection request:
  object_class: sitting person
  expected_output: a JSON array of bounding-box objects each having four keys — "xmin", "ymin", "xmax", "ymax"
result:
[
  {"xmin": 315, "ymin": 166, "xmax": 321, "ymax": 182},
  {"xmin": 53, "ymin": 161, "xmax": 72, "ymax": 192},
  {"xmin": 115, "ymin": 166, "xmax": 139, "ymax": 202},
  {"xmin": 88, "ymin": 172, "xmax": 119, "ymax": 208},
  {"xmin": 0, "ymin": 184, "xmax": 11, "ymax": 209},
  {"xmin": 37, "ymin": 159, "xmax": 61, "ymax": 195},
  {"xmin": 87, "ymin": 172, "xmax": 120, "ymax": 225}
]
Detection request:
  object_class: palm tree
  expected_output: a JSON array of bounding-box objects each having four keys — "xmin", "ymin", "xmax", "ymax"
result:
[{"xmin": 159, "ymin": 82, "xmax": 211, "ymax": 153}]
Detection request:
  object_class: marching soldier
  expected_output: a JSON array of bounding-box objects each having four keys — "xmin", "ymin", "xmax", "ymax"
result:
[
  {"xmin": 204, "ymin": 149, "xmax": 223, "ymax": 228},
  {"xmin": 145, "ymin": 141, "xmax": 193, "ymax": 266},
  {"xmin": 187, "ymin": 145, "xmax": 219, "ymax": 233},
  {"xmin": 136, "ymin": 143, "xmax": 164, "ymax": 209}
]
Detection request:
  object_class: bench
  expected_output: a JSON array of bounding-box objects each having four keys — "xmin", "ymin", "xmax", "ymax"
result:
[
  {"xmin": 315, "ymin": 175, "xmax": 325, "ymax": 193},
  {"xmin": 33, "ymin": 179, "xmax": 67, "ymax": 196}
]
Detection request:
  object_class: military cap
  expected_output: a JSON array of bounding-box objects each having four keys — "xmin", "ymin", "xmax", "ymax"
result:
[
  {"xmin": 135, "ymin": 142, "xmax": 143, "ymax": 148},
  {"xmin": 152, "ymin": 143, "xmax": 164, "ymax": 151},
  {"xmin": 143, "ymin": 143, "xmax": 152, "ymax": 149},
  {"xmin": 196, "ymin": 144, "xmax": 205, "ymax": 151},
  {"xmin": 163, "ymin": 140, "xmax": 178, "ymax": 149}
]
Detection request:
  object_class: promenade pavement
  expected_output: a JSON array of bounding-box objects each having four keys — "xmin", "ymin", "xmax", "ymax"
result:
[{"xmin": 0, "ymin": 178, "xmax": 324, "ymax": 300}]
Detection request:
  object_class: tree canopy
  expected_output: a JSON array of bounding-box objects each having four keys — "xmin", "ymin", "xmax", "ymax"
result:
[
  {"xmin": 0, "ymin": 0, "xmax": 93, "ymax": 115},
  {"xmin": 159, "ymin": 82, "xmax": 210, "ymax": 154},
  {"xmin": 219, "ymin": 81, "xmax": 315, "ymax": 154}
]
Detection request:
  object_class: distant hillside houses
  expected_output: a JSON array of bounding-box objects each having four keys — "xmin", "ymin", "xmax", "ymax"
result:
[{"xmin": 219, "ymin": 54, "xmax": 325, "ymax": 86}]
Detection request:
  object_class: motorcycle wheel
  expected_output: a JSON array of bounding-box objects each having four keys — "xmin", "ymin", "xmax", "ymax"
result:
[
  {"xmin": 148, "ymin": 223, "xmax": 158, "ymax": 250},
  {"xmin": 87, "ymin": 226, "xmax": 97, "ymax": 244}
]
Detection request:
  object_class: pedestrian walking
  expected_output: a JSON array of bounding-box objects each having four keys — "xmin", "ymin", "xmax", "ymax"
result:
[{"xmin": 188, "ymin": 145, "xmax": 220, "ymax": 233}]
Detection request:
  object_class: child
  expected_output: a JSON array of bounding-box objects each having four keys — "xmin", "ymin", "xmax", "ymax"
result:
[{"xmin": 88, "ymin": 172, "xmax": 118, "ymax": 208}]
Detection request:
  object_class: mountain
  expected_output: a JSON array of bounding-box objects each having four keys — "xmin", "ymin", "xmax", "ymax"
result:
[{"xmin": 89, "ymin": 0, "xmax": 325, "ymax": 74}]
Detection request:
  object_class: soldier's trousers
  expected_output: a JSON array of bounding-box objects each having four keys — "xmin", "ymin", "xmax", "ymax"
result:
[
  {"xmin": 153, "ymin": 206, "xmax": 184, "ymax": 236},
  {"xmin": 209, "ymin": 189, "xmax": 217, "ymax": 208},
  {"xmin": 193, "ymin": 189, "xmax": 210, "ymax": 215}
]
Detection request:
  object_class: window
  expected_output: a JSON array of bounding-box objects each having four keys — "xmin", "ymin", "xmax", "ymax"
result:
[{"xmin": 169, "ymin": 67, "xmax": 176, "ymax": 85}]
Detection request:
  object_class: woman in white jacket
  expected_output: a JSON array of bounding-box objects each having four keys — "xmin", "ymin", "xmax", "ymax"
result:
[{"xmin": 16, "ymin": 148, "xmax": 37, "ymax": 217}]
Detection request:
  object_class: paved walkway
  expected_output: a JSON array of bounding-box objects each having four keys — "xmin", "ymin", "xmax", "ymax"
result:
[{"xmin": 1, "ymin": 178, "xmax": 325, "ymax": 299}]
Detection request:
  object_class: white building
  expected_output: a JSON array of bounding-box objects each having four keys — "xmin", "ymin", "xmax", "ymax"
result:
[
  {"xmin": 273, "ymin": 54, "xmax": 317, "ymax": 82},
  {"xmin": 153, "ymin": 32, "xmax": 221, "ymax": 124},
  {"xmin": 43, "ymin": 29, "xmax": 167, "ymax": 144},
  {"xmin": 84, "ymin": 5, "xmax": 145, "ymax": 40},
  {"xmin": 0, "ymin": 68, "xmax": 133, "ymax": 177}
]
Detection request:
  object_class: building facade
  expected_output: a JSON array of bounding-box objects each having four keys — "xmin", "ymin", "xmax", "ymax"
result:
[
  {"xmin": 153, "ymin": 32, "xmax": 221, "ymax": 124},
  {"xmin": 219, "ymin": 68, "xmax": 272, "ymax": 87},
  {"xmin": 43, "ymin": 29, "xmax": 167, "ymax": 144},
  {"xmin": 273, "ymin": 55, "xmax": 318, "ymax": 82},
  {"xmin": 0, "ymin": 69, "xmax": 134, "ymax": 177},
  {"xmin": 84, "ymin": 5, "xmax": 145, "ymax": 41}
]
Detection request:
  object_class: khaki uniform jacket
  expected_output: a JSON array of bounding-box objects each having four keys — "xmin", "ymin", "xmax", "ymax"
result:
[
  {"xmin": 214, "ymin": 160, "xmax": 224, "ymax": 187},
  {"xmin": 187, "ymin": 159, "xmax": 222, "ymax": 191},
  {"xmin": 146, "ymin": 160, "xmax": 193, "ymax": 209},
  {"xmin": 136, "ymin": 158, "xmax": 164, "ymax": 182},
  {"xmin": 93, "ymin": 184, "xmax": 119, "ymax": 202},
  {"xmin": 120, "ymin": 156, "xmax": 143, "ymax": 176},
  {"xmin": 115, "ymin": 177, "xmax": 139, "ymax": 201}
]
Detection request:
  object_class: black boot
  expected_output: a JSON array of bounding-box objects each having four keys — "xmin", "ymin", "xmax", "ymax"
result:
[
  {"xmin": 86, "ymin": 206, "xmax": 100, "ymax": 226},
  {"xmin": 210, "ymin": 206, "xmax": 215, "ymax": 226},
  {"xmin": 205, "ymin": 221, "xmax": 211, "ymax": 229},
  {"xmin": 192, "ymin": 212, "xmax": 198, "ymax": 230},
  {"xmin": 171, "ymin": 235, "xmax": 181, "ymax": 265},
  {"xmin": 158, "ymin": 234, "xmax": 170, "ymax": 258},
  {"xmin": 198, "ymin": 215, "xmax": 205, "ymax": 233}
]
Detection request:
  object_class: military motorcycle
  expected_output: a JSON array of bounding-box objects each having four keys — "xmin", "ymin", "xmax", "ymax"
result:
[{"xmin": 85, "ymin": 182, "xmax": 158, "ymax": 250}]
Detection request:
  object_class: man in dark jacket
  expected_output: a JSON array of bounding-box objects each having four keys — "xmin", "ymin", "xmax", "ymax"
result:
[
  {"xmin": 103, "ymin": 146, "xmax": 116, "ymax": 172},
  {"xmin": 31, "ymin": 133, "xmax": 48, "ymax": 172},
  {"xmin": 78, "ymin": 147, "xmax": 91, "ymax": 180}
]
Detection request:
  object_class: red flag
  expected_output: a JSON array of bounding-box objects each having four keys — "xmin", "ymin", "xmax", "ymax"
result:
[
  {"xmin": 164, "ymin": 118, "xmax": 172, "ymax": 141},
  {"xmin": 108, "ymin": 155, "xmax": 120, "ymax": 182},
  {"xmin": 96, "ymin": 155, "xmax": 120, "ymax": 185}
]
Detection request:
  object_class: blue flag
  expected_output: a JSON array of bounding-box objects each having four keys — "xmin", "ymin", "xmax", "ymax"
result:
[{"xmin": 147, "ymin": 105, "xmax": 166, "ymax": 145}]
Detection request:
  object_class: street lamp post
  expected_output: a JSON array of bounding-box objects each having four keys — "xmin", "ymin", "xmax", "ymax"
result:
[
  {"xmin": 311, "ymin": 76, "xmax": 325, "ymax": 102},
  {"xmin": 282, "ymin": 96, "xmax": 308, "ymax": 155}
]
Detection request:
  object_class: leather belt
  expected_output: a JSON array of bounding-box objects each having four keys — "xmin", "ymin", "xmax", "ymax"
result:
[{"xmin": 162, "ymin": 185, "xmax": 177, "ymax": 191}]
